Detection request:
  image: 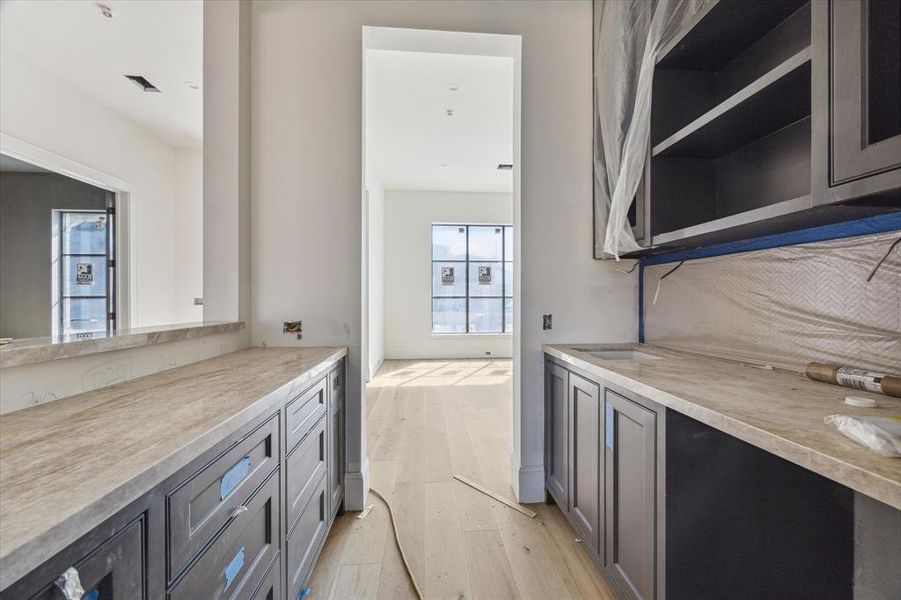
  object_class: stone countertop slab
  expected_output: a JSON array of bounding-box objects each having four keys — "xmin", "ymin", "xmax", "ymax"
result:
[
  {"xmin": 0, "ymin": 346, "xmax": 346, "ymax": 591},
  {"xmin": 544, "ymin": 343, "xmax": 901, "ymax": 510},
  {"xmin": 0, "ymin": 321, "xmax": 246, "ymax": 369}
]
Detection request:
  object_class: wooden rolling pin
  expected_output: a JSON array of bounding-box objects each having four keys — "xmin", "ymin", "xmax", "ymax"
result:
[{"xmin": 806, "ymin": 362, "xmax": 901, "ymax": 398}]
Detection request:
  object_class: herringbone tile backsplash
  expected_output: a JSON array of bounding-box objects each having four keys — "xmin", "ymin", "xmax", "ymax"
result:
[{"xmin": 644, "ymin": 230, "xmax": 901, "ymax": 373}]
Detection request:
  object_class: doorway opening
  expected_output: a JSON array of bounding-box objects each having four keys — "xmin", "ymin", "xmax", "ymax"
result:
[{"xmin": 360, "ymin": 26, "xmax": 523, "ymax": 502}]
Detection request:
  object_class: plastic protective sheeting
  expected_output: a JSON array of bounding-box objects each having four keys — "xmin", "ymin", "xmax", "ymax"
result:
[
  {"xmin": 643, "ymin": 231, "xmax": 901, "ymax": 373},
  {"xmin": 593, "ymin": 0, "xmax": 697, "ymax": 259}
]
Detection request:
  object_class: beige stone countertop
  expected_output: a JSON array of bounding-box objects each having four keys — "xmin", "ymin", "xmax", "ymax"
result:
[
  {"xmin": 0, "ymin": 346, "xmax": 346, "ymax": 591},
  {"xmin": 544, "ymin": 343, "xmax": 901, "ymax": 510}
]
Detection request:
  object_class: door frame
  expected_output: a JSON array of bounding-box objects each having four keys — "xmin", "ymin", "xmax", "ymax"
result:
[
  {"xmin": 359, "ymin": 27, "xmax": 524, "ymax": 503},
  {"xmin": 0, "ymin": 133, "xmax": 135, "ymax": 330}
]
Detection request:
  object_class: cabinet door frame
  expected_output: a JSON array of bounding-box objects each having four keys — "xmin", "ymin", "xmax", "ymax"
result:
[
  {"xmin": 544, "ymin": 360, "xmax": 569, "ymax": 507},
  {"xmin": 604, "ymin": 387, "xmax": 666, "ymax": 600},
  {"xmin": 811, "ymin": 0, "xmax": 901, "ymax": 204},
  {"xmin": 567, "ymin": 372, "xmax": 602, "ymax": 557}
]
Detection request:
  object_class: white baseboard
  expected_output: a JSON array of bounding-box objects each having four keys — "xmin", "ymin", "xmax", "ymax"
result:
[
  {"xmin": 344, "ymin": 456, "xmax": 371, "ymax": 510},
  {"xmin": 511, "ymin": 455, "xmax": 544, "ymax": 503}
]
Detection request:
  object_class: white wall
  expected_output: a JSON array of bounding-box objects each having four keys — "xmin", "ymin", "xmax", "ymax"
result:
[
  {"xmin": 173, "ymin": 147, "xmax": 204, "ymax": 323},
  {"xmin": 384, "ymin": 190, "xmax": 513, "ymax": 359},
  {"xmin": 0, "ymin": 2, "xmax": 251, "ymax": 413},
  {"xmin": 367, "ymin": 173, "xmax": 385, "ymax": 379},
  {"xmin": 251, "ymin": 0, "xmax": 638, "ymax": 504},
  {"xmin": 0, "ymin": 47, "xmax": 201, "ymax": 329}
]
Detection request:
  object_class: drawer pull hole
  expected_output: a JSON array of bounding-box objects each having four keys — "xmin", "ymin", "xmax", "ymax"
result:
[{"xmin": 55, "ymin": 567, "xmax": 85, "ymax": 600}]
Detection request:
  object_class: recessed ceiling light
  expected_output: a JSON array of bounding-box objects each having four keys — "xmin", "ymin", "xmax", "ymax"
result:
[
  {"xmin": 446, "ymin": 109, "xmax": 455, "ymax": 117},
  {"xmin": 449, "ymin": 84, "xmax": 460, "ymax": 92},
  {"xmin": 185, "ymin": 81, "xmax": 200, "ymax": 91}
]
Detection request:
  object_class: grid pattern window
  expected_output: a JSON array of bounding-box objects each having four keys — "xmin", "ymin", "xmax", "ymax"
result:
[
  {"xmin": 57, "ymin": 211, "xmax": 109, "ymax": 334},
  {"xmin": 432, "ymin": 224, "xmax": 513, "ymax": 334}
]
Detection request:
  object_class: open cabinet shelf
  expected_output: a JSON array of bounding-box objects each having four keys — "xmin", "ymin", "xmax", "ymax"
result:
[
  {"xmin": 652, "ymin": 48, "xmax": 811, "ymax": 159},
  {"xmin": 646, "ymin": 0, "xmax": 818, "ymax": 245}
]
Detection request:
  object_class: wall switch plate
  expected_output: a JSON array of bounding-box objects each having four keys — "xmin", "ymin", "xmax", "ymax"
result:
[
  {"xmin": 193, "ymin": 297, "xmax": 204, "ymax": 306},
  {"xmin": 543, "ymin": 314, "xmax": 553, "ymax": 330}
]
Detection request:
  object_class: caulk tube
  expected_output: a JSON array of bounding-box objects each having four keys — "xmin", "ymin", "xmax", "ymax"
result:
[{"xmin": 806, "ymin": 362, "xmax": 901, "ymax": 398}]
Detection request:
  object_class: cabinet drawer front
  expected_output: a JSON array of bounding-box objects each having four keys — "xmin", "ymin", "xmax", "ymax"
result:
[
  {"xmin": 249, "ymin": 555, "xmax": 281, "ymax": 600},
  {"xmin": 286, "ymin": 474, "xmax": 328, "ymax": 597},
  {"xmin": 286, "ymin": 413, "xmax": 327, "ymax": 535},
  {"xmin": 166, "ymin": 414, "xmax": 279, "ymax": 582},
  {"xmin": 170, "ymin": 471, "xmax": 280, "ymax": 600},
  {"xmin": 28, "ymin": 517, "xmax": 145, "ymax": 600},
  {"xmin": 286, "ymin": 378, "xmax": 327, "ymax": 454}
]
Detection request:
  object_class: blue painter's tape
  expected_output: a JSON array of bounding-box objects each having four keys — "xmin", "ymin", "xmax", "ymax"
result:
[
  {"xmin": 605, "ymin": 401, "xmax": 614, "ymax": 450},
  {"xmin": 84, "ymin": 589, "xmax": 100, "ymax": 600},
  {"xmin": 220, "ymin": 455, "xmax": 251, "ymax": 500},
  {"xmin": 638, "ymin": 261, "xmax": 645, "ymax": 344},
  {"xmin": 224, "ymin": 546, "xmax": 245, "ymax": 590}
]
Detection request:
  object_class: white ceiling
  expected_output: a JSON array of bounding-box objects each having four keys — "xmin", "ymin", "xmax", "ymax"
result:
[
  {"xmin": 0, "ymin": 0, "xmax": 203, "ymax": 148},
  {"xmin": 0, "ymin": 154, "xmax": 52, "ymax": 173},
  {"xmin": 366, "ymin": 49, "xmax": 514, "ymax": 193}
]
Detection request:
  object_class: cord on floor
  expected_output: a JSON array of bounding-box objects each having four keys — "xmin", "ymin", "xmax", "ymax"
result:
[{"xmin": 369, "ymin": 487, "xmax": 425, "ymax": 600}]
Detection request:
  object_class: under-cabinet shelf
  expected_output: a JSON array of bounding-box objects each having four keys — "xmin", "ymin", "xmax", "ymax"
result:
[{"xmin": 652, "ymin": 48, "xmax": 811, "ymax": 159}]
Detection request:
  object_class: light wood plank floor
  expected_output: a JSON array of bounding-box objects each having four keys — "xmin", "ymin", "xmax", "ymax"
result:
[{"xmin": 308, "ymin": 359, "xmax": 616, "ymax": 600}]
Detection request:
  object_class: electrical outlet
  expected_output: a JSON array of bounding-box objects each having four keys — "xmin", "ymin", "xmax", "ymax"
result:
[{"xmin": 543, "ymin": 314, "xmax": 553, "ymax": 330}]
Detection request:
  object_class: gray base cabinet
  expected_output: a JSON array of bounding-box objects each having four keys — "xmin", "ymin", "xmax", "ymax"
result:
[
  {"xmin": 544, "ymin": 356, "xmax": 663, "ymax": 600},
  {"xmin": 2, "ymin": 357, "xmax": 346, "ymax": 600},
  {"xmin": 604, "ymin": 390, "xmax": 659, "ymax": 600},
  {"xmin": 544, "ymin": 362, "xmax": 569, "ymax": 507},
  {"xmin": 544, "ymin": 352, "xmax": 890, "ymax": 599},
  {"xmin": 569, "ymin": 373, "xmax": 601, "ymax": 556}
]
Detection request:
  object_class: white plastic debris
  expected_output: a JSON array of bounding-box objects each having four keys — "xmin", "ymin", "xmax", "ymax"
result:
[{"xmin": 825, "ymin": 414, "xmax": 901, "ymax": 457}]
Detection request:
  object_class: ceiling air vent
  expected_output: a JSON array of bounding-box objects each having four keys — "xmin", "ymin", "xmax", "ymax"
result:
[
  {"xmin": 497, "ymin": 164, "xmax": 513, "ymax": 171},
  {"xmin": 125, "ymin": 75, "xmax": 161, "ymax": 93}
]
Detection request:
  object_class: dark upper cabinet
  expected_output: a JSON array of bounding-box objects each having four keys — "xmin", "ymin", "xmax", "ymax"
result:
[
  {"xmin": 604, "ymin": 389, "xmax": 658, "ymax": 600},
  {"xmin": 594, "ymin": 0, "xmax": 901, "ymax": 258},
  {"xmin": 813, "ymin": 0, "xmax": 901, "ymax": 202},
  {"xmin": 544, "ymin": 361, "xmax": 569, "ymax": 507},
  {"xmin": 568, "ymin": 373, "xmax": 602, "ymax": 557}
]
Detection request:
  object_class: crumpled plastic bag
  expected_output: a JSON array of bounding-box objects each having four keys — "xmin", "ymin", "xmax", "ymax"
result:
[{"xmin": 824, "ymin": 414, "xmax": 901, "ymax": 458}]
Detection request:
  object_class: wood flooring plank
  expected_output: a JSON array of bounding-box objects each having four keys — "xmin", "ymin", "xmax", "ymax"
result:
[
  {"xmin": 423, "ymin": 480, "xmax": 473, "ymax": 599},
  {"xmin": 328, "ymin": 563, "xmax": 382, "ymax": 600},
  {"xmin": 461, "ymin": 529, "xmax": 522, "ymax": 600}
]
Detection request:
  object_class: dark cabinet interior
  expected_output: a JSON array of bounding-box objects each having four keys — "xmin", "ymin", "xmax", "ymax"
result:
[
  {"xmin": 603, "ymin": 0, "xmax": 901, "ymax": 257},
  {"xmin": 649, "ymin": 1, "xmax": 814, "ymax": 244}
]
